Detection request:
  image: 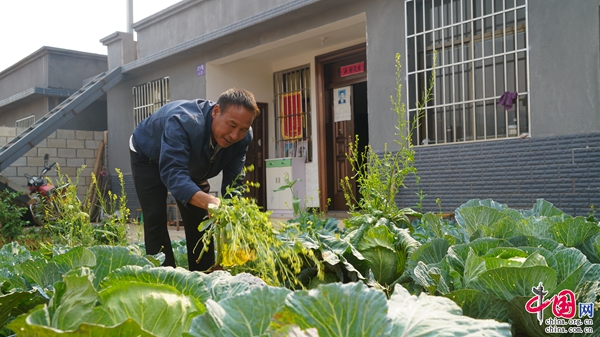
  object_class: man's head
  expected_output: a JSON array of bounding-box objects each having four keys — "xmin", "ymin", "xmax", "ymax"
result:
[{"xmin": 211, "ymin": 88, "xmax": 260, "ymax": 148}]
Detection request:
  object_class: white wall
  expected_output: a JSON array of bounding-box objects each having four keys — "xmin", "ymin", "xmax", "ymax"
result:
[
  {"xmin": 205, "ymin": 37, "xmax": 365, "ymax": 207},
  {"xmin": 271, "ymin": 38, "xmax": 366, "ymax": 207},
  {"xmin": 205, "ymin": 59, "xmax": 273, "ymax": 196}
]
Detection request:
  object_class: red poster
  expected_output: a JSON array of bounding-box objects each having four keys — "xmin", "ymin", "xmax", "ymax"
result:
[
  {"xmin": 280, "ymin": 91, "xmax": 303, "ymax": 140},
  {"xmin": 340, "ymin": 61, "xmax": 365, "ymax": 77}
]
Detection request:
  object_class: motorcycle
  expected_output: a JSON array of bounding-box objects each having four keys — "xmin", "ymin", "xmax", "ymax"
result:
[{"xmin": 24, "ymin": 154, "xmax": 67, "ymax": 226}]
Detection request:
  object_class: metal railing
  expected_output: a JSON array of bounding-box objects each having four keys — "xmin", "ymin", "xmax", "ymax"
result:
[
  {"xmin": 406, "ymin": 0, "xmax": 530, "ymax": 145},
  {"xmin": 133, "ymin": 77, "xmax": 170, "ymax": 127},
  {"xmin": 273, "ymin": 65, "xmax": 311, "ymax": 162}
]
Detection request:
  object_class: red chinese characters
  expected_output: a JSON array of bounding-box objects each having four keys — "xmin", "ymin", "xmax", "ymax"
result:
[
  {"xmin": 552, "ymin": 290, "xmax": 576, "ymax": 319},
  {"xmin": 340, "ymin": 62, "xmax": 365, "ymax": 77},
  {"xmin": 526, "ymin": 289, "xmax": 576, "ymax": 319}
]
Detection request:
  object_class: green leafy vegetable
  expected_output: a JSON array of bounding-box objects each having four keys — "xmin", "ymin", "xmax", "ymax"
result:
[
  {"xmin": 271, "ymin": 282, "xmax": 392, "ymax": 337},
  {"xmin": 388, "ymin": 285, "xmax": 512, "ymax": 336},
  {"xmin": 188, "ymin": 286, "xmax": 290, "ymax": 337}
]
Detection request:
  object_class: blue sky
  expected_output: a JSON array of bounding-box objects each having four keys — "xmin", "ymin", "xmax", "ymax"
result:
[{"xmin": 0, "ymin": 0, "xmax": 180, "ymax": 72}]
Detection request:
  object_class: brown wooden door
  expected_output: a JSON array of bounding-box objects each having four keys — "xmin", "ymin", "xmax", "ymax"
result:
[
  {"xmin": 316, "ymin": 44, "xmax": 366, "ymax": 211},
  {"xmin": 244, "ymin": 103, "xmax": 267, "ymax": 208},
  {"xmin": 332, "ymin": 108, "xmax": 354, "ymax": 210}
]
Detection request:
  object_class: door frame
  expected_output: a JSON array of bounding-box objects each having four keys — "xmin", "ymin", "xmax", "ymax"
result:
[
  {"xmin": 315, "ymin": 43, "xmax": 366, "ymax": 211},
  {"xmin": 245, "ymin": 102, "xmax": 268, "ymax": 207}
]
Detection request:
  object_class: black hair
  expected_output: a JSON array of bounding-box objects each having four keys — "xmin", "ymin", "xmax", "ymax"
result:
[{"xmin": 216, "ymin": 88, "xmax": 260, "ymax": 117}]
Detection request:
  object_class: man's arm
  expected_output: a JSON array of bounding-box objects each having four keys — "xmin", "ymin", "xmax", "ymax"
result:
[{"xmin": 159, "ymin": 114, "xmax": 209, "ymax": 208}]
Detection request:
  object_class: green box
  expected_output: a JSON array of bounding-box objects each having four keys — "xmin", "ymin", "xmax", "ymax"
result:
[{"xmin": 265, "ymin": 158, "xmax": 292, "ymax": 168}]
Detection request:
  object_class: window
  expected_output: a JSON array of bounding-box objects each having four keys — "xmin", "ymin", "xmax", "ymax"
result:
[
  {"xmin": 273, "ymin": 65, "xmax": 312, "ymax": 162},
  {"xmin": 406, "ymin": 0, "xmax": 529, "ymax": 145},
  {"xmin": 132, "ymin": 77, "xmax": 170, "ymax": 127},
  {"xmin": 15, "ymin": 115, "xmax": 35, "ymax": 128}
]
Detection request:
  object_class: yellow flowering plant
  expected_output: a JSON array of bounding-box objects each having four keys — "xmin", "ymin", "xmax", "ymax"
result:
[
  {"xmin": 41, "ymin": 165, "xmax": 95, "ymax": 247},
  {"xmin": 197, "ymin": 165, "xmax": 322, "ymax": 288},
  {"xmin": 90, "ymin": 168, "xmax": 130, "ymax": 246},
  {"xmin": 39, "ymin": 166, "xmax": 131, "ymax": 248}
]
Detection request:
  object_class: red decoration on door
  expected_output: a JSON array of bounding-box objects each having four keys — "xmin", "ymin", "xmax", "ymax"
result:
[
  {"xmin": 280, "ymin": 91, "xmax": 303, "ymax": 140},
  {"xmin": 340, "ymin": 62, "xmax": 365, "ymax": 77}
]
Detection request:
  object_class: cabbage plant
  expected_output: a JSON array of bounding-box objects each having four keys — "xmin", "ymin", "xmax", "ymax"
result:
[
  {"xmin": 408, "ymin": 199, "xmax": 600, "ymax": 337},
  {"xmin": 2, "ymin": 242, "xmax": 512, "ymax": 337}
]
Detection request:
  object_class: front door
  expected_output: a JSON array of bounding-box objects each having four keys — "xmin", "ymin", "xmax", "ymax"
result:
[
  {"xmin": 332, "ymin": 103, "xmax": 354, "ymax": 210},
  {"xmin": 316, "ymin": 44, "xmax": 368, "ymax": 211},
  {"xmin": 244, "ymin": 102, "xmax": 267, "ymax": 208}
]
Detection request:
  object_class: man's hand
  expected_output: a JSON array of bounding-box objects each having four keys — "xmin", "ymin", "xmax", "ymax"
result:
[
  {"xmin": 189, "ymin": 190, "xmax": 220, "ymax": 211},
  {"xmin": 207, "ymin": 201, "xmax": 220, "ymax": 218},
  {"xmin": 208, "ymin": 198, "xmax": 220, "ymax": 209}
]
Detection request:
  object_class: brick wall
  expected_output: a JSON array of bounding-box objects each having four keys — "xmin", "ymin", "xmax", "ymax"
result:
[
  {"xmin": 0, "ymin": 126, "xmax": 106, "ymax": 201},
  {"xmin": 397, "ymin": 132, "xmax": 600, "ymax": 217}
]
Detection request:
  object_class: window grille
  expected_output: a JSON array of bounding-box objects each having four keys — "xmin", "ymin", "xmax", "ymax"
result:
[
  {"xmin": 406, "ymin": 0, "xmax": 529, "ymax": 145},
  {"xmin": 273, "ymin": 65, "xmax": 312, "ymax": 162},
  {"xmin": 15, "ymin": 115, "xmax": 35, "ymax": 128},
  {"xmin": 132, "ymin": 77, "xmax": 170, "ymax": 127}
]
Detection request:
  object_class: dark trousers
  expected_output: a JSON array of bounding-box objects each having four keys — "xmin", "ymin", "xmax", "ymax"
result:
[{"xmin": 130, "ymin": 150, "xmax": 215, "ymax": 271}]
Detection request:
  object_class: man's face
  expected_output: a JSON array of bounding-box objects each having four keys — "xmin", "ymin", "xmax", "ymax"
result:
[{"xmin": 211, "ymin": 104, "xmax": 254, "ymax": 148}]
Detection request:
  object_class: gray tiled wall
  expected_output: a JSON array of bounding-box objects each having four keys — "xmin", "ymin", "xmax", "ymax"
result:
[
  {"xmin": 397, "ymin": 132, "xmax": 600, "ymax": 217},
  {"xmin": 119, "ymin": 132, "xmax": 599, "ymax": 219}
]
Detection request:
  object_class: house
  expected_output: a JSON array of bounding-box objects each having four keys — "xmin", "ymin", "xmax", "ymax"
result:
[
  {"xmin": 98, "ymin": 0, "xmax": 599, "ymax": 217},
  {"xmin": 0, "ymin": 46, "xmax": 107, "ymax": 131},
  {"xmin": 0, "ymin": 47, "xmax": 108, "ymax": 199}
]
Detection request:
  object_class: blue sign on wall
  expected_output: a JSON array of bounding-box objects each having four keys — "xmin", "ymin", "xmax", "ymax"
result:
[{"xmin": 196, "ymin": 64, "xmax": 205, "ymax": 76}]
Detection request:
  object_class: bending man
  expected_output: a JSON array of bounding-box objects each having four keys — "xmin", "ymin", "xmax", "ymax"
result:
[{"xmin": 130, "ymin": 88, "xmax": 259, "ymax": 271}]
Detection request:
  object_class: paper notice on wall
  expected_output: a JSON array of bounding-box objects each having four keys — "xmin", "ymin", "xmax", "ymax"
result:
[{"xmin": 334, "ymin": 86, "xmax": 351, "ymax": 122}]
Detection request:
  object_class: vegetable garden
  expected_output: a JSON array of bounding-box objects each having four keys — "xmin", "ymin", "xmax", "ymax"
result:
[{"xmin": 0, "ymin": 54, "xmax": 598, "ymax": 336}]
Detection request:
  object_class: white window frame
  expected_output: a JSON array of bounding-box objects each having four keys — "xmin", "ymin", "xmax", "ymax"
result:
[
  {"xmin": 132, "ymin": 77, "xmax": 170, "ymax": 127},
  {"xmin": 405, "ymin": 0, "xmax": 530, "ymax": 146}
]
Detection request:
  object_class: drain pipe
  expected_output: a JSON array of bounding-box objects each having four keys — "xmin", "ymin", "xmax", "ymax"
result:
[{"xmin": 126, "ymin": 0, "xmax": 134, "ymax": 33}]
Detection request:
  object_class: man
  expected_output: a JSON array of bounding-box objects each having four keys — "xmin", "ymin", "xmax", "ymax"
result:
[
  {"xmin": 338, "ymin": 90, "xmax": 346, "ymax": 104},
  {"xmin": 129, "ymin": 88, "xmax": 259, "ymax": 271}
]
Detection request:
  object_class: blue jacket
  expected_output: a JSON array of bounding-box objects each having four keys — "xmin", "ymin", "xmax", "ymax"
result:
[{"xmin": 131, "ymin": 99, "xmax": 251, "ymax": 206}]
